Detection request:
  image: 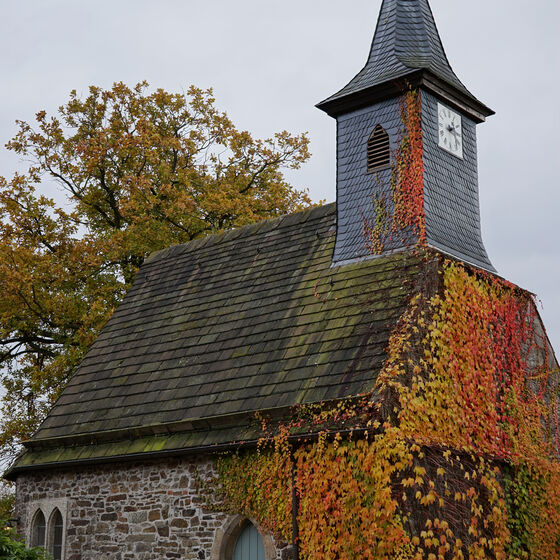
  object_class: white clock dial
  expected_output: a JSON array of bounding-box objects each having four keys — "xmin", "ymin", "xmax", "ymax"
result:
[{"xmin": 437, "ymin": 102, "xmax": 463, "ymax": 159}]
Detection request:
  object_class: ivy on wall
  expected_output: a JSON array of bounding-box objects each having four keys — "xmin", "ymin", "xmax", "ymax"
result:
[
  {"xmin": 211, "ymin": 261, "xmax": 560, "ymax": 559},
  {"xmin": 207, "ymin": 89, "xmax": 560, "ymax": 560},
  {"xmin": 364, "ymin": 89, "xmax": 425, "ymax": 253}
]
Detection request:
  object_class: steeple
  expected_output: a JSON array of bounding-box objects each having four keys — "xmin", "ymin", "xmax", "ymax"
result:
[
  {"xmin": 318, "ymin": 0, "xmax": 493, "ymax": 123},
  {"xmin": 319, "ymin": 0, "xmax": 496, "ymax": 272}
]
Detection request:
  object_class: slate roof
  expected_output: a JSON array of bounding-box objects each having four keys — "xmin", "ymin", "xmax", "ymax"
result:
[
  {"xmin": 9, "ymin": 204, "xmax": 423, "ymax": 475},
  {"xmin": 317, "ymin": 0, "xmax": 493, "ymax": 120}
]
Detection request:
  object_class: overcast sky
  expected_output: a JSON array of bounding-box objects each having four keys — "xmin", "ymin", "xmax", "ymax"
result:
[{"xmin": 0, "ymin": 0, "xmax": 558, "ymax": 351}]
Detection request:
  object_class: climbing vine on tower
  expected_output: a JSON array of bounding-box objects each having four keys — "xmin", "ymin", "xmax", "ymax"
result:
[
  {"xmin": 364, "ymin": 89, "xmax": 425, "ymax": 253},
  {"xmin": 205, "ymin": 88, "xmax": 560, "ymax": 560},
  {"xmin": 207, "ymin": 257, "xmax": 560, "ymax": 560}
]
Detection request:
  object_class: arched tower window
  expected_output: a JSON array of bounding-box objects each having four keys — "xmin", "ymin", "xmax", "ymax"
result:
[
  {"xmin": 30, "ymin": 510, "xmax": 46, "ymax": 548},
  {"xmin": 367, "ymin": 124, "xmax": 390, "ymax": 172},
  {"xmin": 48, "ymin": 508, "xmax": 64, "ymax": 560},
  {"xmin": 232, "ymin": 522, "xmax": 266, "ymax": 560}
]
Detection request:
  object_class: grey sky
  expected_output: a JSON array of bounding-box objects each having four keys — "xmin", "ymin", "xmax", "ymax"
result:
[{"xmin": 0, "ymin": 0, "xmax": 558, "ymax": 351}]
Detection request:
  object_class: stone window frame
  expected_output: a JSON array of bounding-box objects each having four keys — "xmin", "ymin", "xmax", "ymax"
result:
[
  {"xmin": 27, "ymin": 498, "xmax": 69, "ymax": 560},
  {"xmin": 211, "ymin": 515, "xmax": 276, "ymax": 560},
  {"xmin": 29, "ymin": 508, "xmax": 46, "ymax": 548}
]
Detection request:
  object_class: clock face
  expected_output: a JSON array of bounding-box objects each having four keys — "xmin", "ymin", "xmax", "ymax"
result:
[{"xmin": 438, "ymin": 102, "xmax": 463, "ymax": 159}]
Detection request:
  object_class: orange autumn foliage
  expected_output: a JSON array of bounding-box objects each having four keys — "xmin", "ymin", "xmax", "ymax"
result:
[
  {"xmin": 364, "ymin": 89, "xmax": 425, "ymax": 253},
  {"xmin": 0, "ymin": 82, "xmax": 312, "ymax": 458},
  {"xmin": 212, "ymin": 258, "xmax": 560, "ymax": 560},
  {"xmin": 391, "ymin": 90, "xmax": 425, "ymax": 244},
  {"xmin": 382, "ymin": 262, "xmax": 558, "ymax": 461}
]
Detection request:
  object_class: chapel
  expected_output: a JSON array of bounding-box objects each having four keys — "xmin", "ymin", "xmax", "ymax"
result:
[{"xmin": 6, "ymin": 1, "xmax": 559, "ymax": 559}]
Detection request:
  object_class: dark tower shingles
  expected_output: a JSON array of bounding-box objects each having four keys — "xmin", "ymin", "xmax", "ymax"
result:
[
  {"xmin": 319, "ymin": 0, "xmax": 476, "ymax": 107},
  {"xmin": 319, "ymin": 0, "xmax": 495, "ymax": 272}
]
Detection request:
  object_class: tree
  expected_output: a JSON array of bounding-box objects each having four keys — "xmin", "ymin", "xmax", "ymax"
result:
[
  {"xmin": 0, "ymin": 528, "xmax": 51, "ymax": 560},
  {"xmin": 0, "ymin": 82, "xmax": 312, "ymax": 460}
]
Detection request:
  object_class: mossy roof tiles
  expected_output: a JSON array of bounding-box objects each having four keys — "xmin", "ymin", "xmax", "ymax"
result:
[{"xmin": 10, "ymin": 203, "xmax": 421, "ymax": 474}]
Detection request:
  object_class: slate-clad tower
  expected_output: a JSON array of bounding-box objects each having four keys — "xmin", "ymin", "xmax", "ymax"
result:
[
  {"xmin": 8, "ymin": 1, "xmax": 560, "ymax": 558},
  {"xmin": 318, "ymin": 0, "xmax": 496, "ymax": 271}
]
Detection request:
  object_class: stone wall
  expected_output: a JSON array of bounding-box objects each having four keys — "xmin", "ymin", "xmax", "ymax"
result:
[{"xmin": 15, "ymin": 455, "xmax": 291, "ymax": 560}]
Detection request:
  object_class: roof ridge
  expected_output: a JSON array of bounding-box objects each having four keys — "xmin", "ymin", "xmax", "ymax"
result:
[{"xmin": 145, "ymin": 202, "xmax": 336, "ymax": 265}]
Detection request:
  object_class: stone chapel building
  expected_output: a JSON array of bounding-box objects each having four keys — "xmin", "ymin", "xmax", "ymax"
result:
[{"xmin": 6, "ymin": 1, "xmax": 558, "ymax": 559}]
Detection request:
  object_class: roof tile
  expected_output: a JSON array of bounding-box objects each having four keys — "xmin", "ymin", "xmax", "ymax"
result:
[{"xmin": 12, "ymin": 203, "xmax": 424, "ymax": 472}]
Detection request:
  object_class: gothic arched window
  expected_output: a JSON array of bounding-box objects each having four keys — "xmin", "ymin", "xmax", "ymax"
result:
[
  {"xmin": 30, "ymin": 509, "xmax": 46, "ymax": 548},
  {"xmin": 48, "ymin": 508, "xmax": 64, "ymax": 560},
  {"xmin": 232, "ymin": 522, "xmax": 266, "ymax": 560},
  {"xmin": 367, "ymin": 124, "xmax": 390, "ymax": 172}
]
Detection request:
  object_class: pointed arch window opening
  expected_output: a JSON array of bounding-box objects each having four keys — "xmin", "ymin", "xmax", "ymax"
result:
[
  {"xmin": 49, "ymin": 508, "xmax": 64, "ymax": 560},
  {"xmin": 30, "ymin": 509, "xmax": 46, "ymax": 548},
  {"xmin": 367, "ymin": 125, "xmax": 391, "ymax": 173}
]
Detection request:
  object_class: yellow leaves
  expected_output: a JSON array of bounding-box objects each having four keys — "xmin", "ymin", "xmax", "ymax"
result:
[
  {"xmin": 215, "ymin": 424, "xmax": 517, "ymax": 560},
  {"xmin": 468, "ymin": 524, "xmax": 479, "ymax": 538},
  {"xmin": 420, "ymin": 490, "xmax": 437, "ymax": 506},
  {"xmin": 292, "ymin": 433, "xmax": 413, "ymax": 559},
  {"xmin": 215, "ymin": 443, "xmax": 293, "ymax": 542},
  {"xmin": 0, "ymin": 81, "xmax": 315, "ymax": 453},
  {"xmin": 213, "ymin": 255, "xmax": 555, "ymax": 560}
]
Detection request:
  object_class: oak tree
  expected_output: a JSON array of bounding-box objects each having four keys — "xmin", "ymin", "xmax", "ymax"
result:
[{"xmin": 0, "ymin": 82, "xmax": 312, "ymax": 460}]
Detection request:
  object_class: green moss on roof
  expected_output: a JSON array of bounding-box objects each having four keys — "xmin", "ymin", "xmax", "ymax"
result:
[{"xmin": 9, "ymin": 203, "xmax": 426, "ymax": 476}]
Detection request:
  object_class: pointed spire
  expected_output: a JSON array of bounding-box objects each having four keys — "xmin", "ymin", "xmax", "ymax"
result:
[{"xmin": 317, "ymin": 0, "xmax": 493, "ymax": 121}]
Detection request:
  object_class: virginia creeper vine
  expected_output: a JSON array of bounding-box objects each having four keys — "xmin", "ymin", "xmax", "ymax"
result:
[
  {"xmin": 206, "ymin": 88, "xmax": 559, "ymax": 560},
  {"xmin": 364, "ymin": 89, "xmax": 425, "ymax": 253},
  {"xmin": 207, "ymin": 258, "xmax": 560, "ymax": 560}
]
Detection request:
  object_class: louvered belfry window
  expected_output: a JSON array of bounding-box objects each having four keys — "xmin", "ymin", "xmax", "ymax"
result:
[{"xmin": 367, "ymin": 125, "xmax": 390, "ymax": 172}]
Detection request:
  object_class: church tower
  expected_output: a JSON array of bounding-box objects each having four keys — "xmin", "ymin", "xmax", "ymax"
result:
[{"xmin": 318, "ymin": 0, "xmax": 496, "ymax": 271}]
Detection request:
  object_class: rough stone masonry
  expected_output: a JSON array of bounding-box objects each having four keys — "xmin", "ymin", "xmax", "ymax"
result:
[{"xmin": 15, "ymin": 455, "xmax": 291, "ymax": 560}]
